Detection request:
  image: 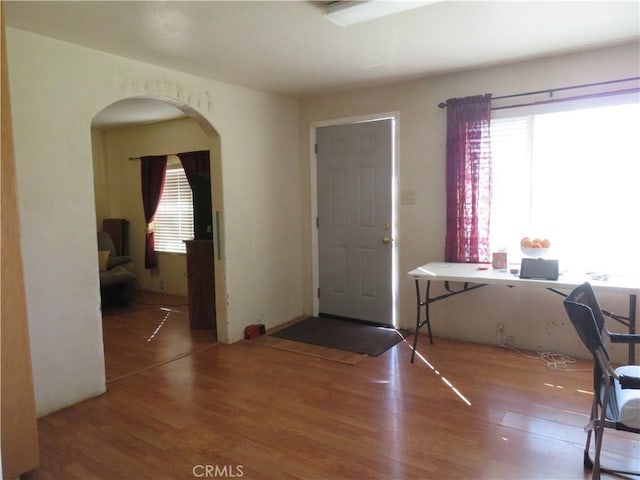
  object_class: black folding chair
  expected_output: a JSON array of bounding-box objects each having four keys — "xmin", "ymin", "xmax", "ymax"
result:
[{"xmin": 563, "ymin": 282, "xmax": 640, "ymax": 479}]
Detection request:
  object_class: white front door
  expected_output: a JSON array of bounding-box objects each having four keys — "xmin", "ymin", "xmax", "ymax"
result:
[{"xmin": 316, "ymin": 119, "xmax": 393, "ymax": 325}]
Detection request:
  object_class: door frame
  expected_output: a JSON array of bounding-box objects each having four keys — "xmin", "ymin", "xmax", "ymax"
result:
[{"xmin": 309, "ymin": 111, "xmax": 399, "ymax": 327}]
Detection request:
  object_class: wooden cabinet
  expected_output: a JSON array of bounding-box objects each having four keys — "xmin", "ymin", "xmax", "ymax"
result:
[{"xmin": 184, "ymin": 240, "xmax": 216, "ymax": 329}]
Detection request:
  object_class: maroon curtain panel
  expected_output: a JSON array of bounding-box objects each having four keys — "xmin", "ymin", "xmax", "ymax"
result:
[
  {"xmin": 140, "ymin": 155, "xmax": 167, "ymax": 269},
  {"xmin": 444, "ymin": 94, "xmax": 492, "ymax": 263},
  {"xmin": 177, "ymin": 150, "xmax": 210, "ymax": 187}
]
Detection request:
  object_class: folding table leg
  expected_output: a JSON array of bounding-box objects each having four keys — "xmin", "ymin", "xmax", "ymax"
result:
[{"xmin": 411, "ymin": 280, "xmax": 433, "ymax": 363}]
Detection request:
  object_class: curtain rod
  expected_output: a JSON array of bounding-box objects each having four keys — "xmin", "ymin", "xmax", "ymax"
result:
[
  {"xmin": 437, "ymin": 76, "xmax": 640, "ymax": 109},
  {"xmin": 128, "ymin": 153, "xmax": 181, "ymax": 161},
  {"xmin": 491, "ymin": 87, "xmax": 640, "ymax": 111}
]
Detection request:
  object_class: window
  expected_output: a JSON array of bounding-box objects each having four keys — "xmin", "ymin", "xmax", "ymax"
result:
[
  {"xmin": 154, "ymin": 163, "xmax": 194, "ymax": 254},
  {"xmin": 490, "ymin": 101, "xmax": 640, "ymax": 273}
]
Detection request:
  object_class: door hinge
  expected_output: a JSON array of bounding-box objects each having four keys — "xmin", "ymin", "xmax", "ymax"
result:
[
  {"xmin": 316, "ymin": 216, "xmax": 319, "ymax": 228},
  {"xmin": 315, "ymin": 143, "xmax": 318, "ymax": 154},
  {"xmin": 317, "ymin": 288, "xmax": 320, "ymax": 298}
]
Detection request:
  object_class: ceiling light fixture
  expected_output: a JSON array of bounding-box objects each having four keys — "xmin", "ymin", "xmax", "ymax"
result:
[{"xmin": 323, "ymin": 0, "xmax": 438, "ymax": 27}]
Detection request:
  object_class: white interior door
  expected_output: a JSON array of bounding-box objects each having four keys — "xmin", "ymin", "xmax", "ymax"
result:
[{"xmin": 317, "ymin": 119, "xmax": 393, "ymax": 325}]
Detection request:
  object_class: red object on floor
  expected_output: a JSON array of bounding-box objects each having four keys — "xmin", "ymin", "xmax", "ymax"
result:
[{"xmin": 244, "ymin": 324, "xmax": 264, "ymax": 339}]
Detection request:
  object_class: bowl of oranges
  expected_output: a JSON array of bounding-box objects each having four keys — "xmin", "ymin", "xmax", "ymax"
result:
[{"xmin": 520, "ymin": 237, "xmax": 551, "ymax": 258}]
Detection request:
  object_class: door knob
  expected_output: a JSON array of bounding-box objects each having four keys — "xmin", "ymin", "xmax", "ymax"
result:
[{"xmin": 382, "ymin": 237, "xmax": 394, "ymax": 244}]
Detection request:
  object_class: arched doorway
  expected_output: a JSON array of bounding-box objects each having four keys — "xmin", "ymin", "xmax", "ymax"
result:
[{"xmin": 90, "ymin": 96, "xmax": 224, "ymax": 382}]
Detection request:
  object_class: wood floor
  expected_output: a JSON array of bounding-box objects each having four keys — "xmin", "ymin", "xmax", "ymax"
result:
[
  {"xmin": 101, "ymin": 291, "xmax": 217, "ymax": 382},
  {"xmin": 24, "ymin": 308, "xmax": 639, "ymax": 480}
]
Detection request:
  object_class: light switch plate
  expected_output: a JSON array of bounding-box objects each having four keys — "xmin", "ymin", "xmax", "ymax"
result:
[{"xmin": 401, "ymin": 190, "xmax": 416, "ymax": 205}]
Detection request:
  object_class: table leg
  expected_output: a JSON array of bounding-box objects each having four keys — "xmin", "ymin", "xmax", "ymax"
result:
[
  {"xmin": 629, "ymin": 294, "xmax": 636, "ymax": 365},
  {"xmin": 411, "ymin": 279, "xmax": 433, "ymax": 363},
  {"xmin": 424, "ymin": 280, "xmax": 434, "ymax": 344},
  {"xmin": 411, "ymin": 279, "xmax": 421, "ymax": 363}
]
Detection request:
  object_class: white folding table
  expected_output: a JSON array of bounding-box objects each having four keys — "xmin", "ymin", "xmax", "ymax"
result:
[{"xmin": 408, "ymin": 262, "xmax": 640, "ymax": 364}]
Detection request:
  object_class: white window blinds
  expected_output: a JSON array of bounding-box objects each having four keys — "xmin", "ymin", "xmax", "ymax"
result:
[{"xmin": 154, "ymin": 165, "xmax": 194, "ymax": 254}]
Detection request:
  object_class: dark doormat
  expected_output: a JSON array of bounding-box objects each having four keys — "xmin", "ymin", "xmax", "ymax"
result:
[{"xmin": 270, "ymin": 316, "xmax": 406, "ymax": 357}]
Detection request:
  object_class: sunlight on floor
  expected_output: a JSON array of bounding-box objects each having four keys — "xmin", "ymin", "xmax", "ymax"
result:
[
  {"xmin": 544, "ymin": 382, "xmax": 595, "ymax": 397},
  {"xmin": 404, "ymin": 338, "xmax": 472, "ymax": 406},
  {"xmin": 147, "ymin": 307, "xmax": 178, "ymax": 342},
  {"xmin": 386, "ymin": 346, "xmax": 406, "ymax": 480}
]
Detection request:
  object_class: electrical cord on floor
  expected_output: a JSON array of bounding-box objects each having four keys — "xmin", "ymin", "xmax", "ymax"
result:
[
  {"xmin": 500, "ymin": 343, "xmax": 588, "ymax": 370},
  {"xmin": 498, "ymin": 333, "xmax": 589, "ymax": 371}
]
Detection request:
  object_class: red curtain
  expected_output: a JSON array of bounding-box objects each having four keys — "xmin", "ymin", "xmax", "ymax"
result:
[
  {"xmin": 444, "ymin": 94, "xmax": 492, "ymax": 263},
  {"xmin": 177, "ymin": 150, "xmax": 210, "ymax": 187},
  {"xmin": 141, "ymin": 155, "xmax": 167, "ymax": 269}
]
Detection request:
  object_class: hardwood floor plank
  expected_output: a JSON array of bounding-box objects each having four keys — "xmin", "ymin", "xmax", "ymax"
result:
[{"xmin": 24, "ymin": 330, "xmax": 640, "ymax": 480}]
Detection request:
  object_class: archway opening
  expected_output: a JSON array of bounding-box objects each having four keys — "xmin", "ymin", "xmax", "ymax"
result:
[{"xmin": 90, "ymin": 96, "xmax": 224, "ymax": 383}]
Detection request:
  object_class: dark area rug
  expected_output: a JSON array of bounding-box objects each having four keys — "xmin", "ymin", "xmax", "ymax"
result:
[{"xmin": 270, "ymin": 316, "xmax": 406, "ymax": 357}]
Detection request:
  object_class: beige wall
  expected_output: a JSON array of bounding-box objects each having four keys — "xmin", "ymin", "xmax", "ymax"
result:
[
  {"xmin": 94, "ymin": 117, "xmax": 217, "ymax": 297},
  {"xmin": 8, "ymin": 27, "xmax": 301, "ymax": 416},
  {"xmin": 91, "ymin": 129, "xmax": 110, "ymax": 224},
  {"xmin": 300, "ymin": 42, "xmax": 640, "ymax": 364}
]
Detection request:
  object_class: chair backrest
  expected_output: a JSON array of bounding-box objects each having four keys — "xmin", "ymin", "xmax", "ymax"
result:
[
  {"xmin": 563, "ymin": 282, "xmax": 610, "ymax": 394},
  {"xmin": 97, "ymin": 231, "xmax": 117, "ymax": 257},
  {"xmin": 563, "ymin": 299, "xmax": 607, "ymax": 359},
  {"xmin": 564, "ymin": 282, "xmax": 606, "ymax": 333}
]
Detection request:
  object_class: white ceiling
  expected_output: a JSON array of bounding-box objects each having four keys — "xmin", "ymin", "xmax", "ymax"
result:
[
  {"xmin": 5, "ymin": 1, "xmax": 639, "ymax": 127},
  {"xmin": 89, "ymin": 98, "xmax": 188, "ymax": 129}
]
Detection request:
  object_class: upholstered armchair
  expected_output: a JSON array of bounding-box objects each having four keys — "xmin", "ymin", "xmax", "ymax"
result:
[{"xmin": 97, "ymin": 231, "xmax": 137, "ymax": 305}]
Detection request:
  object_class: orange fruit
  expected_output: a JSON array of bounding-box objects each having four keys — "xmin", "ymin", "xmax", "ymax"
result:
[
  {"xmin": 541, "ymin": 238, "xmax": 551, "ymax": 248},
  {"xmin": 520, "ymin": 237, "xmax": 531, "ymax": 247}
]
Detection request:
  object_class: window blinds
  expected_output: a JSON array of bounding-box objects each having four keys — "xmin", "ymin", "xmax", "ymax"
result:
[{"xmin": 154, "ymin": 166, "xmax": 194, "ymax": 254}]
